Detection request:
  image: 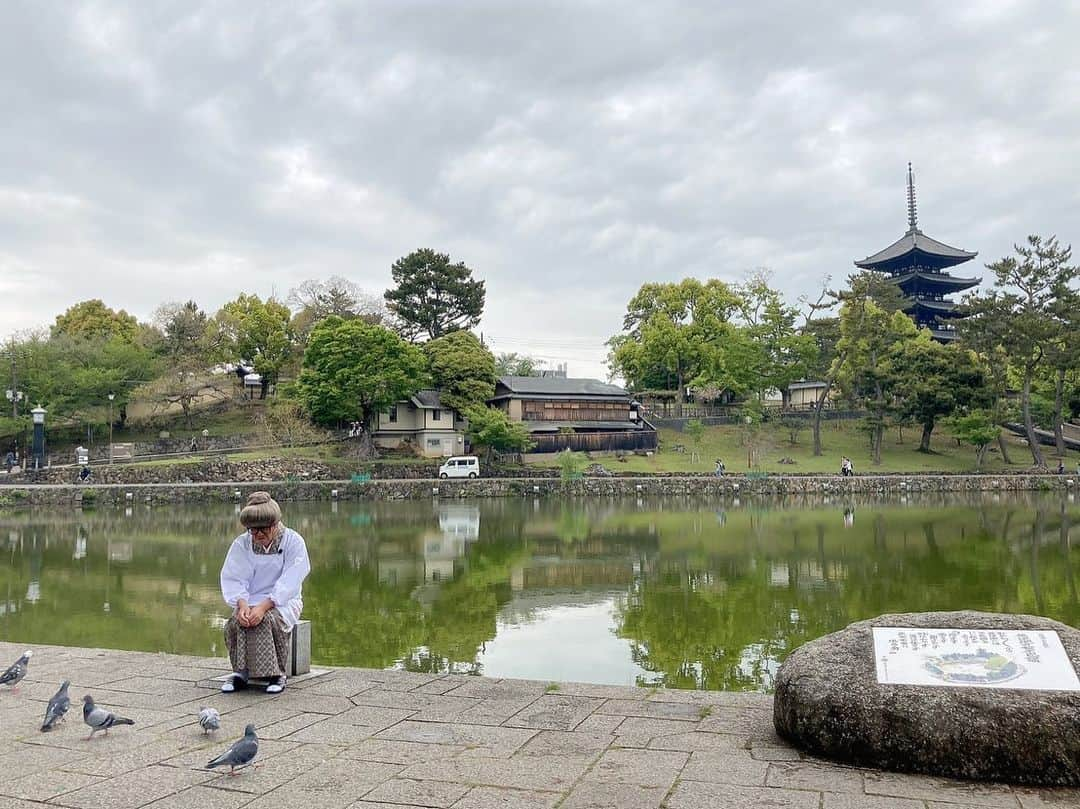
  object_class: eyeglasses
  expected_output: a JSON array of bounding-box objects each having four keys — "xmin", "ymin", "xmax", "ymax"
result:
[{"xmin": 249, "ymin": 524, "xmax": 276, "ymax": 538}]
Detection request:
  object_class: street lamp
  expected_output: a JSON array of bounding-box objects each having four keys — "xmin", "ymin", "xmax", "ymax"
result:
[
  {"xmin": 107, "ymin": 393, "xmax": 115, "ymax": 465},
  {"xmin": 31, "ymin": 406, "xmax": 46, "ymax": 470},
  {"xmin": 5, "ymin": 389, "xmax": 23, "ymax": 419}
]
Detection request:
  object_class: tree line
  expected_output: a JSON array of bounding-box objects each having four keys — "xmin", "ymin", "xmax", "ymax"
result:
[
  {"xmin": 606, "ymin": 235, "xmax": 1079, "ymax": 469},
  {"xmin": 1, "ymin": 248, "xmax": 534, "ymax": 458},
  {"xmin": 5, "ymin": 234, "xmax": 1076, "ymax": 469}
]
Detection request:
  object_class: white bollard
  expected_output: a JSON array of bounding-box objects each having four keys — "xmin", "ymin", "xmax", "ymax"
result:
[
  {"xmin": 331, "ymin": 489, "xmax": 339, "ymax": 498},
  {"xmin": 125, "ymin": 492, "xmax": 133, "ymax": 501}
]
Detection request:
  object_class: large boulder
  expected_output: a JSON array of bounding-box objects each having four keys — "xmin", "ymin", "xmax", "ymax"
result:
[{"xmin": 773, "ymin": 611, "xmax": 1080, "ymax": 786}]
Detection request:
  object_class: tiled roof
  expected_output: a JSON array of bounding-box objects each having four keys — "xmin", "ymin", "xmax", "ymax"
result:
[{"xmin": 494, "ymin": 376, "xmax": 629, "ymax": 398}]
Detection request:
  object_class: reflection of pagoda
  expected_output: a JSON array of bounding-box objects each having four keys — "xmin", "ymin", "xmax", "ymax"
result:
[{"xmin": 855, "ymin": 164, "xmax": 980, "ymax": 341}]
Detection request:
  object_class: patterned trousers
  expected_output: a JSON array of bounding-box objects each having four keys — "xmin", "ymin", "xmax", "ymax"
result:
[{"xmin": 224, "ymin": 608, "xmax": 291, "ymax": 678}]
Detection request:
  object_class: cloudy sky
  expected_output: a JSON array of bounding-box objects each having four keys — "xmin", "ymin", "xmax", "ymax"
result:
[{"xmin": 2, "ymin": 1, "xmax": 1078, "ymax": 378}]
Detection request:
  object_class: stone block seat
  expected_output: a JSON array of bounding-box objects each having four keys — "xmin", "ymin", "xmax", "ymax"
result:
[{"xmin": 773, "ymin": 611, "xmax": 1080, "ymax": 786}]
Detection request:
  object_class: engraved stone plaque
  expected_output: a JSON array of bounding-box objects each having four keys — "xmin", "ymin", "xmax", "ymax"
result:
[{"xmin": 873, "ymin": 627, "xmax": 1080, "ymax": 690}]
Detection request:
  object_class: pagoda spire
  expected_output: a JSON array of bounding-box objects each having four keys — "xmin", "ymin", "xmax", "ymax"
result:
[{"xmin": 906, "ymin": 162, "xmax": 918, "ymax": 232}]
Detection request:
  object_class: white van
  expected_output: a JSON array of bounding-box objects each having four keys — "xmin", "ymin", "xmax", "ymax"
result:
[{"xmin": 438, "ymin": 456, "xmax": 480, "ymax": 479}]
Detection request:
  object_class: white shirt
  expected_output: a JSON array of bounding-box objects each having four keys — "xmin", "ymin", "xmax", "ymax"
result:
[{"xmin": 220, "ymin": 526, "xmax": 310, "ymax": 631}]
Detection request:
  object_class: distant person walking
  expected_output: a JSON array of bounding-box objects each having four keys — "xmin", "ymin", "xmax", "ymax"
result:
[
  {"xmin": 4, "ymin": 451, "xmax": 13, "ymax": 473},
  {"xmin": 841, "ymin": 457, "xmax": 853, "ymax": 477},
  {"xmin": 1057, "ymin": 460, "xmax": 1066, "ymax": 475},
  {"xmin": 714, "ymin": 459, "xmax": 725, "ymax": 477}
]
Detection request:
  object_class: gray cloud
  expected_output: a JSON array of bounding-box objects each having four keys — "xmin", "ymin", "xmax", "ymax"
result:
[{"xmin": 2, "ymin": 0, "xmax": 1078, "ymax": 377}]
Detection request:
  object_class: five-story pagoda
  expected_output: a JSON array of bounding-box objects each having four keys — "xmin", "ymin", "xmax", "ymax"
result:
[{"xmin": 855, "ymin": 164, "xmax": 980, "ymax": 341}]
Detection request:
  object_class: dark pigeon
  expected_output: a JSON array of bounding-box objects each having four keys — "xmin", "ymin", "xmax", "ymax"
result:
[
  {"xmin": 207, "ymin": 723, "xmax": 258, "ymax": 775},
  {"xmin": 41, "ymin": 680, "xmax": 71, "ymax": 731},
  {"xmin": 0, "ymin": 650, "xmax": 32, "ymax": 692},
  {"xmin": 82, "ymin": 695, "xmax": 135, "ymax": 739}
]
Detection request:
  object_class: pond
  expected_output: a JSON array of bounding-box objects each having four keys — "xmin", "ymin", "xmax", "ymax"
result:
[{"xmin": 1, "ymin": 494, "xmax": 1078, "ymax": 691}]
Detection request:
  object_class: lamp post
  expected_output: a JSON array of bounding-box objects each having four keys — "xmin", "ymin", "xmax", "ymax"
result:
[
  {"xmin": 744, "ymin": 414, "xmax": 753, "ymax": 470},
  {"xmin": 5, "ymin": 389, "xmax": 23, "ymax": 419},
  {"xmin": 107, "ymin": 393, "xmax": 115, "ymax": 464},
  {"xmin": 31, "ymin": 406, "xmax": 46, "ymax": 470}
]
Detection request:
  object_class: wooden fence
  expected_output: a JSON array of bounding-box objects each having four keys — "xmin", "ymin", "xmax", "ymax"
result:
[{"xmin": 529, "ymin": 430, "xmax": 658, "ymax": 454}]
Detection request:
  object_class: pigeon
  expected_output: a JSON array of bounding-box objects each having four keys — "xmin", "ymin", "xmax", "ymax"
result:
[
  {"xmin": 82, "ymin": 695, "xmax": 135, "ymax": 739},
  {"xmin": 41, "ymin": 680, "xmax": 71, "ymax": 731},
  {"xmin": 206, "ymin": 723, "xmax": 258, "ymax": 775},
  {"xmin": 198, "ymin": 707, "xmax": 221, "ymax": 735},
  {"xmin": 0, "ymin": 650, "xmax": 32, "ymax": 692}
]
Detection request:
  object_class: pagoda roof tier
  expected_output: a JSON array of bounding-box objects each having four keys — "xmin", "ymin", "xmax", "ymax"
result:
[
  {"xmin": 855, "ymin": 228, "xmax": 977, "ymax": 273},
  {"xmin": 929, "ymin": 328, "xmax": 961, "ymax": 342},
  {"xmin": 891, "ymin": 269, "xmax": 980, "ymax": 292},
  {"xmin": 903, "ymin": 298, "xmax": 966, "ymax": 319}
]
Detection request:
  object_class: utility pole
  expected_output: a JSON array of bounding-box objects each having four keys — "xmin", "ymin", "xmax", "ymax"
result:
[{"xmin": 7, "ymin": 338, "xmax": 20, "ymax": 419}]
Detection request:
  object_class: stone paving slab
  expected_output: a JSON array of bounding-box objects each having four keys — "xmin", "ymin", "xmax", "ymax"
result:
[{"xmin": 0, "ymin": 640, "xmax": 1076, "ymax": 808}]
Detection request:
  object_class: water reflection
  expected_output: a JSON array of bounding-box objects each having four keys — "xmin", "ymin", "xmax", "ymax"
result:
[{"xmin": 0, "ymin": 494, "xmax": 1078, "ymax": 691}]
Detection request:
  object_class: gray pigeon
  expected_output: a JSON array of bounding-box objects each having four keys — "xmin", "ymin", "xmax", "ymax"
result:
[
  {"xmin": 0, "ymin": 650, "xmax": 32, "ymax": 691},
  {"xmin": 198, "ymin": 706, "xmax": 221, "ymax": 734},
  {"xmin": 206, "ymin": 723, "xmax": 258, "ymax": 775},
  {"xmin": 41, "ymin": 680, "xmax": 71, "ymax": 731},
  {"xmin": 82, "ymin": 695, "xmax": 135, "ymax": 739}
]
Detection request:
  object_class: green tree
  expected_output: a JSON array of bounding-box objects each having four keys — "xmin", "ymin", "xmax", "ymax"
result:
[
  {"xmin": 684, "ymin": 419, "xmax": 706, "ymax": 463},
  {"xmin": 888, "ymin": 336, "xmax": 988, "ymax": 452},
  {"xmin": 463, "ymin": 405, "xmax": 532, "ymax": 461},
  {"xmin": 1044, "ymin": 280, "xmax": 1080, "ymax": 457},
  {"xmin": 12, "ymin": 329, "xmax": 158, "ymax": 432},
  {"xmin": 811, "ymin": 273, "xmax": 906, "ymax": 457},
  {"xmin": 213, "ymin": 294, "xmax": 295, "ymax": 398},
  {"xmin": 736, "ymin": 274, "xmax": 818, "ymax": 406},
  {"xmin": 423, "ymin": 331, "xmax": 496, "ymax": 413},
  {"xmin": 142, "ymin": 301, "xmax": 224, "ymax": 428},
  {"xmin": 52, "ymin": 299, "xmax": 140, "ymax": 343},
  {"xmin": 494, "ymin": 352, "xmax": 537, "ymax": 377},
  {"xmin": 949, "ymin": 411, "xmax": 1001, "ymax": 470},
  {"xmin": 297, "ymin": 317, "xmax": 427, "ymax": 454},
  {"xmin": 608, "ymin": 279, "xmax": 740, "ymax": 416},
  {"xmin": 155, "ymin": 301, "xmax": 210, "ymax": 361},
  {"xmin": 835, "ymin": 299, "xmax": 916, "ymax": 465},
  {"xmin": 963, "ymin": 235, "xmax": 1077, "ymax": 468},
  {"xmin": 384, "ymin": 249, "xmax": 486, "ymax": 340},
  {"xmin": 288, "ymin": 277, "xmax": 386, "ymax": 341},
  {"xmin": 556, "ymin": 449, "xmax": 588, "ymax": 482}
]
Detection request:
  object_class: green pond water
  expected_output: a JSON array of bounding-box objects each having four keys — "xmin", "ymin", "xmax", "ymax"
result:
[{"xmin": 1, "ymin": 494, "xmax": 1078, "ymax": 691}]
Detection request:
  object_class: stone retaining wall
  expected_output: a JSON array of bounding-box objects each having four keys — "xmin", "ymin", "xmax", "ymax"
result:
[
  {"xmin": 0, "ymin": 473, "xmax": 1074, "ymax": 508},
  {"xmin": 1, "ymin": 458, "xmax": 557, "ymax": 486}
]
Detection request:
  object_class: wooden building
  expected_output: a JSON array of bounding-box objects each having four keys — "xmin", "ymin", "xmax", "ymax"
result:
[{"xmin": 490, "ymin": 376, "xmax": 656, "ymax": 453}]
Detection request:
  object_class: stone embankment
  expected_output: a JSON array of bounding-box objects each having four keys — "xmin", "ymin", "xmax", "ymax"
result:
[
  {"xmin": 0, "ymin": 472, "xmax": 1074, "ymax": 507},
  {"xmin": 1, "ymin": 458, "xmax": 559, "ymax": 486}
]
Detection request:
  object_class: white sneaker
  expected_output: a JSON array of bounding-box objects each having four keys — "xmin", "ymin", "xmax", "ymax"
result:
[
  {"xmin": 220, "ymin": 673, "xmax": 247, "ymax": 693},
  {"xmin": 265, "ymin": 676, "xmax": 286, "ymax": 694}
]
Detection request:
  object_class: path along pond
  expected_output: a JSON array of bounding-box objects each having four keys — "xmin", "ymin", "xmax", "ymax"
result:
[{"xmin": 1, "ymin": 493, "xmax": 1078, "ymax": 692}]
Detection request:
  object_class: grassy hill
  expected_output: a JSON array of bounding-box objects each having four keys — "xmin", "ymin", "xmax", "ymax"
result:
[{"xmin": 532, "ymin": 421, "xmax": 1080, "ymax": 475}]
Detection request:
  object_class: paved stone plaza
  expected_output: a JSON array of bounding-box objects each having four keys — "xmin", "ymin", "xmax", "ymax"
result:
[{"xmin": 0, "ymin": 642, "xmax": 1076, "ymax": 808}]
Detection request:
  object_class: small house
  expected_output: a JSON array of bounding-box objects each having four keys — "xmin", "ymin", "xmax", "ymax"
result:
[{"xmin": 372, "ymin": 390, "xmax": 466, "ymax": 458}]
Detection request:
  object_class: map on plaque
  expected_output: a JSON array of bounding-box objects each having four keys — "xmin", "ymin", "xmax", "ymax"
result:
[{"xmin": 873, "ymin": 627, "xmax": 1080, "ymax": 690}]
